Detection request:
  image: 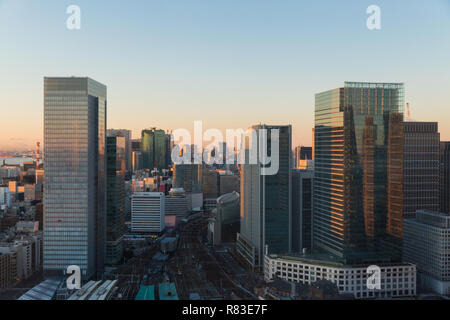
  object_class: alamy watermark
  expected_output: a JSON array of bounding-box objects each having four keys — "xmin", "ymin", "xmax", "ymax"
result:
[
  {"xmin": 171, "ymin": 121, "xmax": 280, "ymax": 176},
  {"xmin": 366, "ymin": 5, "xmax": 381, "ymax": 30}
]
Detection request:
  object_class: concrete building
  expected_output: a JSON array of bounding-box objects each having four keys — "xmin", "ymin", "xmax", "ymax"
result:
[
  {"xmin": 264, "ymin": 253, "xmax": 416, "ymax": 299},
  {"xmin": 208, "ymin": 192, "xmax": 240, "ymax": 246},
  {"xmin": 0, "ymin": 252, "xmax": 12, "ymax": 288},
  {"xmin": 43, "ymin": 77, "xmax": 107, "ymax": 280},
  {"xmin": 165, "ymin": 188, "xmax": 188, "ymax": 220},
  {"xmin": 403, "ymin": 210, "xmax": 450, "ymax": 295},
  {"xmin": 219, "ymin": 174, "xmax": 239, "ymax": 195},
  {"xmin": 291, "ymin": 169, "xmax": 313, "ymax": 254},
  {"xmin": 403, "ymin": 122, "xmax": 440, "ymax": 218},
  {"xmin": 440, "ymin": 142, "xmax": 450, "ymax": 214},
  {"xmin": 131, "ymin": 192, "xmax": 165, "ymax": 233}
]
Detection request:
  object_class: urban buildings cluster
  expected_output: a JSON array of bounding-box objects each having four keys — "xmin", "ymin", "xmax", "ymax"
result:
[{"xmin": 1, "ymin": 77, "xmax": 450, "ymax": 300}]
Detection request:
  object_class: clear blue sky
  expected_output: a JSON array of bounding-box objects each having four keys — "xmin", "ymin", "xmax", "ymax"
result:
[{"xmin": 0, "ymin": 0, "xmax": 449, "ymax": 150}]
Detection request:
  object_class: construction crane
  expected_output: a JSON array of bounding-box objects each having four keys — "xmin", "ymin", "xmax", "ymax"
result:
[{"xmin": 406, "ymin": 102, "xmax": 411, "ymax": 121}]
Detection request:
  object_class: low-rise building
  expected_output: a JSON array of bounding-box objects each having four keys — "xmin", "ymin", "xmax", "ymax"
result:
[{"xmin": 264, "ymin": 253, "xmax": 416, "ymax": 299}]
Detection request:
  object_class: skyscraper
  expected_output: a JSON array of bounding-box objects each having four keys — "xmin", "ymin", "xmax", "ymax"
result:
[
  {"xmin": 107, "ymin": 129, "xmax": 132, "ymax": 175},
  {"xmin": 403, "ymin": 122, "xmax": 440, "ymax": 218},
  {"xmin": 294, "ymin": 146, "xmax": 313, "ymax": 170},
  {"xmin": 236, "ymin": 124, "xmax": 292, "ymax": 270},
  {"xmin": 440, "ymin": 142, "xmax": 450, "ymax": 214},
  {"xmin": 141, "ymin": 128, "xmax": 168, "ymax": 171},
  {"xmin": 291, "ymin": 169, "xmax": 313, "ymax": 254},
  {"xmin": 105, "ymin": 136, "xmax": 125, "ymax": 265},
  {"xmin": 313, "ymin": 82, "xmax": 404, "ymax": 264},
  {"xmin": 43, "ymin": 77, "xmax": 107, "ymax": 279}
]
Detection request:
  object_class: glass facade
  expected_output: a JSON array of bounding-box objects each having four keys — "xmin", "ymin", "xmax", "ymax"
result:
[
  {"xmin": 43, "ymin": 77, "xmax": 107, "ymax": 279},
  {"xmin": 106, "ymin": 136, "xmax": 125, "ymax": 265},
  {"xmin": 141, "ymin": 128, "xmax": 168, "ymax": 171},
  {"xmin": 237, "ymin": 125, "xmax": 292, "ymax": 269},
  {"xmin": 313, "ymin": 82, "xmax": 404, "ymax": 264}
]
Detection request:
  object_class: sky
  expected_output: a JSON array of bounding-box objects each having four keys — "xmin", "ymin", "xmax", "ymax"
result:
[{"xmin": 0, "ymin": 0, "xmax": 449, "ymax": 151}]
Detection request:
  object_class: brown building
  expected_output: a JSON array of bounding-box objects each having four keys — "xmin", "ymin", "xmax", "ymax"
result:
[{"xmin": 0, "ymin": 253, "xmax": 12, "ymax": 289}]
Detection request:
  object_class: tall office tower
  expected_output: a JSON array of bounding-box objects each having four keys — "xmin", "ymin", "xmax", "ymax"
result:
[
  {"xmin": 403, "ymin": 122, "xmax": 440, "ymax": 218},
  {"xmin": 107, "ymin": 129, "xmax": 132, "ymax": 175},
  {"xmin": 294, "ymin": 146, "xmax": 313, "ymax": 170},
  {"xmin": 43, "ymin": 77, "xmax": 106, "ymax": 280},
  {"xmin": 291, "ymin": 169, "xmax": 313, "ymax": 254},
  {"xmin": 165, "ymin": 131, "xmax": 173, "ymax": 168},
  {"xmin": 313, "ymin": 82, "xmax": 404, "ymax": 264},
  {"xmin": 403, "ymin": 210, "xmax": 450, "ymax": 294},
  {"xmin": 440, "ymin": 142, "xmax": 450, "ymax": 214},
  {"xmin": 236, "ymin": 124, "xmax": 292, "ymax": 270},
  {"xmin": 105, "ymin": 136, "xmax": 125, "ymax": 265},
  {"xmin": 131, "ymin": 139, "xmax": 142, "ymax": 172},
  {"xmin": 131, "ymin": 192, "xmax": 165, "ymax": 233},
  {"xmin": 141, "ymin": 128, "xmax": 168, "ymax": 171}
]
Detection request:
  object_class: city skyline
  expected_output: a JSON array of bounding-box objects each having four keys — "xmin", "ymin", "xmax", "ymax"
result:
[{"xmin": 1, "ymin": 0, "xmax": 450, "ymax": 150}]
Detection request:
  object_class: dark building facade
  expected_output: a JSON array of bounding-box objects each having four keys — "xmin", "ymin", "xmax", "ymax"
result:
[
  {"xmin": 313, "ymin": 82, "xmax": 404, "ymax": 264},
  {"xmin": 403, "ymin": 122, "xmax": 440, "ymax": 219},
  {"xmin": 441, "ymin": 142, "xmax": 450, "ymax": 214},
  {"xmin": 106, "ymin": 136, "xmax": 125, "ymax": 265},
  {"xmin": 291, "ymin": 169, "xmax": 313, "ymax": 254}
]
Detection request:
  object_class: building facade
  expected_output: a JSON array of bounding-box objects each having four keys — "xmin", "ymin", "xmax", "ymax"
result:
[
  {"xmin": 440, "ymin": 142, "xmax": 450, "ymax": 214},
  {"xmin": 313, "ymin": 82, "xmax": 404, "ymax": 264},
  {"xmin": 403, "ymin": 210, "xmax": 450, "ymax": 295},
  {"xmin": 236, "ymin": 124, "xmax": 292, "ymax": 270},
  {"xmin": 403, "ymin": 122, "xmax": 440, "ymax": 218},
  {"xmin": 131, "ymin": 192, "xmax": 165, "ymax": 233},
  {"xmin": 105, "ymin": 136, "xmax": 126, "ymax": 265},
  {"xmin": 264, "ymin": 254, "xmax": 416, "ymax": 299},
  {"xmin": 43, "ymin": 77, "xmax": 107, "ymax": 279},
  {"xmin": 291, "ymin": 169, "xmax": 313, "ymax": 254}
]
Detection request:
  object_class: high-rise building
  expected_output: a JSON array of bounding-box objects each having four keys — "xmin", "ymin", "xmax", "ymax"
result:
[
  {"xmin": 313, "ymin": 82, "xmax": 404, "ymax": 264},
  {"xmin": 107, "ymin": 129, "xmax": 132, "ymax": 174},
  {"xmin": 236, "ymin": 124, "xmax": 292, "ymax": 270},
  {"xmin": 294, "ymin": 146, "xmax": 313, "ymax": 170},
  {"xmin": 173, "ymin": 164, "xmax": 202, "ymax": 193},
  {"xmin": 403, "ymin": 210, "xmax": 450, "ymax": 294},
  {"xmin": 403, "ymin": 122, "xmax": 440, "ymax": 218},
  {"xmin": 141, "ymin": 128, "xmax": 168, "ymax": 171},
  {"xmin": 105, "ymin": 136, "xmax": 125, "ymax": 265},
  {"xmin": 131, "ymin": 192, "xmax": 165, "ymax": 233},
  {"xmin": 440, "ymin": 142, "xmax": 450, "ymax": 214},
  {"xmin": 43, "ymin": 77, "xmax": 107, "ymax": 280},
  {"xmin": 291, "ymin": 169, "xmax": 313, "ymax": 254},
  {"xmin": 202, "ymin": 169, "xmax": 219, "ymax": 198}
]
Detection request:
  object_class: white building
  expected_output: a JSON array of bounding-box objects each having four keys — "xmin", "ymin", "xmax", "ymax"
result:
[
  {"xmin": 403, "ymin": 210, "xmax": 450, "ymax": 295},
  {"xmin": 131, "ymin": 192, "xmax": 165, "ymax": 233},
  {"xmin": 264, "ymin": 253, "xmax": 416, "ymax": 299}
]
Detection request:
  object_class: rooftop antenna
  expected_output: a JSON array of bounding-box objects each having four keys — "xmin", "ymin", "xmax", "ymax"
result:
[{"xmin": 406, "ymin": 102, "xmax": 411, "ymax": 121}]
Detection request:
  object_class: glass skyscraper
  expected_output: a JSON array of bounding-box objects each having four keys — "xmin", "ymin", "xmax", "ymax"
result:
[
  {"xmin": 313, "ymin": 82, "xmax": 404, "ymax": 264},
  {"xmin": 236, "ymin": 124, "xmax": 292, "ymax": 270},
  {"xmin": 141, "ymin": 128, "xmax": 168, "ymax": 171},
  {"xmin": 43, "ymin": 77, "xmax": 107, "ymax": 279}
]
